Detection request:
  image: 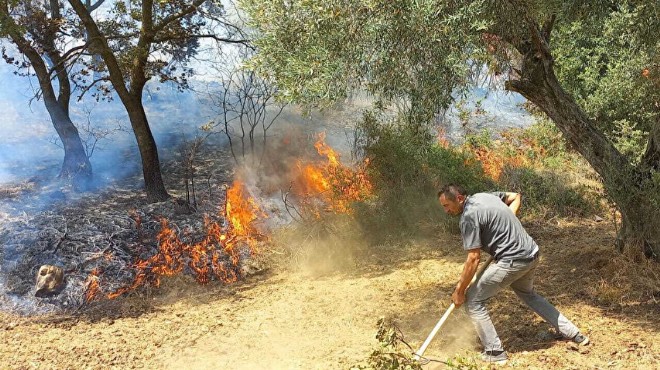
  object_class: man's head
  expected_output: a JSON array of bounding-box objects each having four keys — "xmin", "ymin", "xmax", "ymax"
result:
[{"xmin": 438, "ymin": 184, "xmax": 468, "ymax": 216}]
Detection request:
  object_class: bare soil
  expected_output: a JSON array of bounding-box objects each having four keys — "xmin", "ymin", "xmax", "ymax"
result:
[{"xmin": 1, "ymin": 218, "xmax": 658, "ymax": 369}]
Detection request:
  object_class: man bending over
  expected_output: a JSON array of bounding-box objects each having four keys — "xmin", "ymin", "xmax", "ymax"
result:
[{"xmin": 438, "ymin": 184, "xmax": 589, "ymax": 364}]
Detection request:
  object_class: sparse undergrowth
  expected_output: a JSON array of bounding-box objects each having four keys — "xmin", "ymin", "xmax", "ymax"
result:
[
  {"xmin": 351, "ymin": 318, "xmax": 423, "ymax": 370},
  {"xmin": 351, "ymin": 318, "xmax": 494, "ymax": 370}
]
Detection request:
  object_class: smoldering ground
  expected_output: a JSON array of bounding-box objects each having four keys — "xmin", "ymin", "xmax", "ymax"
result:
[{"xmin": 0, "ymin": 75, "xmax": 235, "ymax": 314}]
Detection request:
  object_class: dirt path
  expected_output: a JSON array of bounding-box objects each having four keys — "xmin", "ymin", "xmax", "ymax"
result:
[{"xmin": 1, "ymin": 222, "xmax": 659, "ymax": 369}]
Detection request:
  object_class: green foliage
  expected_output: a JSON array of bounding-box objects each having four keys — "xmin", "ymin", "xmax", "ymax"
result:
[
  {"xmin": 552, "ymin": 4, "xmax": 660, "ymax": 162},
  {"xmin": 351, "ymin": 318, "xmax": 423, "ymax": 370},
  {"xmin": 242, "ymin": 1, "xmax": 657, "ymax": 121},
  {"xmin": 354, "ymin": 111, "xmax": 492, "ymax": 238},
  {"xmin": 242, "ymin": 0, "xmax": 659, "ymax": 253},
  {"xmin": 635, "ymin": 171, "xmax": 660, "ymax": 254},
  {"xmin": 464, "ymin": 129, "xmax": 493, "ymax": 150},
  {"xmin": 498, "ymin": 166, "xmax": 600, "ymax": 218},
  {"xmin": 513, "ymin": 120, "xmax": 569, "ymax": 164},
  {"xmin": 611, "ymin": 120, "xmax": 647, "ymax": 163},
  {"xmin": 505, "ymin": 122, "xmax": 602, "ymax": 218},
  {"xmin": 350, "ymin": 318, "xmax": 483, "ymax": 370},
  {"xmin": 498, "ymin": 120, "xmax": 577, "ymax": 172},
  {"xmin": 351, "ymin": 112, "xmax": 602, "ymax": 237},
  {"xmin": 463, "ymin": 120, "xmax": 602, "ymax": 218},
  {"xmin": 444, "ymin": 354, "xmax": 481, "ymax": 370},
  {"xmin": 95, "ymin": 0, "xmax": 218, "ymax": 92},
  {"xmin": 241, "ymin": 0, "xmax": 493, "ymax": 116}
]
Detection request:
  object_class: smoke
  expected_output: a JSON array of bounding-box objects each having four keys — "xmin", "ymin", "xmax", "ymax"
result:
[
  {"xmin": 228, "ymin": 112, "xmax": 372, "ymax": 275},
  {"xmin": 0, "ymin": 62, "xmax": 220, "ymax": 202},
  {"xmin": 0, "ymin": 64, "xmax": 231, "ymax": 313}
]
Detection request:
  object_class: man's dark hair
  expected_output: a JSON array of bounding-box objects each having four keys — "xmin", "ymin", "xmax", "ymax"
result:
[{"xmin": 438, "ymin": 184, "xmax": 468, "ymax": 201}]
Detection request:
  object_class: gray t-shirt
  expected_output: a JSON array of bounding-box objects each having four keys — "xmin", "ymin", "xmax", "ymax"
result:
[{"xmin": 459, "ymin": 192, "xmax": 538, "ymax": 260}]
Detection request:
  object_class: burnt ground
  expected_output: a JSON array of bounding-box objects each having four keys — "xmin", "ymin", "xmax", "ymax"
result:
[
  {"xmin": 0, "ymin": 136, "xmax": 237, "ymax": 315},
  {"xmin": 0, "ymin": 137, "xmax": 659, "ymax": 369}
]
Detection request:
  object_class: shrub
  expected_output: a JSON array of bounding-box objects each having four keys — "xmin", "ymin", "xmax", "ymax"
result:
[
  {"xmin": 498, "ymin": 166, "xmax": 601, "ymax": 218},
  {"xmin": 354, "ymin": 112, "xmax": 492, "ymax": 240},
  {"xmin": 351, "ymin": 318, "xmax": 423, "ymax": 370},
  {"xmin": 461, "ymin": 120, "xmax": 602, "ymax": 218},
  {"xmin": 351, "ymin": 111, "xmax": 603, "ymax": 240}
]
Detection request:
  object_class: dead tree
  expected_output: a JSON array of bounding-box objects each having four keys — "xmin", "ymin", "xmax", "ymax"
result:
[{"xmin": 208, "ymin": 52, "xmax": 285, "ymax": 165}]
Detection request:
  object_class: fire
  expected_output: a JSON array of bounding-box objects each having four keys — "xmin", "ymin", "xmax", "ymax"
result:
[
  {"xmin": 226, "ymin": 181, "xmax": 265, "ymax": 241},
  {"xmin": 87, "ymin": 180, "xmax": 266, "ymax": 302},
  {"xmin": 437, "ymin": 128, "xmax": 451, "ymax": 149},
  {"xmin": 83, "ymin": 132, "xmax": 371, "ymax": 303},
  {"xmin": 295, "ymin": 132, "xmax": 373, "ymax": 216},
  {"xmin": 84, "ymin": 268, "xmax": 101, "ymax": 303},
  {"xmin": 472, "ymin": 147, "xmax": 506, "ymax": 181},
  {"xmin": 313, "ymin": 132, "xmax": 340, "ymax": 167},
  {"xmin": 463, "ymin": 129, "xmax": 550, "ymax": 181}
]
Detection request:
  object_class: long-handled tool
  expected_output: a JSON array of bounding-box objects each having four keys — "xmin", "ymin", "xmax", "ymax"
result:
[{"xmin": 413, "ymin": 256, "xmax": 493, "ymax": 360}]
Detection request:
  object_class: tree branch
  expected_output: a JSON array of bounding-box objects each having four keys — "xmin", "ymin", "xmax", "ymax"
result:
[
  {"xmin": 86, "ymin": 0, "xmax": 104, "ymax": 12},
  {"xmin": 76, "ymin": 76, "xmax": 110, "ymax": 101},
  {"xmin": 57, "ymin": 43, "xmax": 90, "ymax": 66},
  {"xmin": 154, "ymin": 33, "xmax": 251, "ymax": 48},
  {"xmin": 640, "ymin": 115, "xmax": 660, "ymax": 172},
  {"xmin": 0, "ymin": 1, "xmax": 58, "ymax": 102},
  {"xmin": 153, "ymin": 0, "xmax": 206, "ymax": 34},
  {"xmin": 67, "ymin": 0, "xmax": 132, "ymax": 102},
  {"xmin": 142, "ymin": 0, "xmax": 154, "ymax": 37},
  {"xmin": 521, "ymin": 13, "xmax": 553, "ymax": 66},
  {"xmin": 541, "ymin": 14, "xmax": 556, "ymax": 43}
]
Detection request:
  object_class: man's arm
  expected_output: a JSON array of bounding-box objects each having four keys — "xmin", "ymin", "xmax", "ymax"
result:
[
  {"xmin": 451, "ymin": 248, "xmax": 481, "ymax": 307},
  {"xmin": 502, "ymin": 192, "xmax": 521, "ymax": 215}
]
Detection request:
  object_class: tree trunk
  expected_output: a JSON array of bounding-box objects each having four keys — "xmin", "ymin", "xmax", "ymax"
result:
[
  {"xmin": 125, "ymin": 96, "xmax": 170, "ymax": 202},
  {"xmin": 68, "ymin": 0, "xmax": 170, "ymax": 203},
  {"xmin": 1, "ymin": 3, "xmax": 93, "ymax": 191},
  {"xmin": 45, "ymin": 100, "xmax": 93, "ymax": 189},
  {"xmin": 505, "ymin": 32, "xmax": 660, "ymax": 259}
]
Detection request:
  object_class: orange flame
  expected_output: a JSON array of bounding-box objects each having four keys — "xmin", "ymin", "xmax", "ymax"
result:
[
  {"xmin": 89, "ymin": 180, "xmax": 266, "ymax": 301},
  {"xmin": 84, "ymin": 133, "xmax": 370, "ymax": 302},
  {"xmin": 313, "ymin": 132, "xmax": 340, "ymax": 167},
  {"xmin": 294, "ymin": 132, "xmax": 372, "ymax": 216},
  {"xmin": 437, "ymin": 128, "xmax": 451, "ymax": 149},
  {"xmin": 463, "ymin": 129, "xmax": 554, "ymax": 181},
  {"xmin": 226, "ymin": 181, "xmax": 265, "ymax": 241},
  {"xmin": 84, "ymin": 268, "xmax": 101, "ymax": 303}
]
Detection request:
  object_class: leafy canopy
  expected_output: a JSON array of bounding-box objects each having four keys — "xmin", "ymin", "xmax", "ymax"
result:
[{"xmin": 241, "ymin": 0, "xmax": 658, "ymax": 148}]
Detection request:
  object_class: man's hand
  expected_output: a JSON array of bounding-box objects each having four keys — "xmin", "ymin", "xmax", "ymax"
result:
[{"xmin": 452, "ymin": 288, "xmax": 466, "ymax": 307}]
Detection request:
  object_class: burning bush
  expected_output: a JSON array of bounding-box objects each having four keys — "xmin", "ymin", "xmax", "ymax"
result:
[
  {"xmin": 461, "ymin": 121, "xmax": 603, "ymax": 218},
  {"xmin": 294, "ymin": 132, "xmax": 373, "ymax": 217},
  {"xmin": 84, "ymin": 132, "xmax": 374, "ymax": 302},
  {"xmin": 85, "ymin": 180, "xmax": 267, "ymax": 302}
]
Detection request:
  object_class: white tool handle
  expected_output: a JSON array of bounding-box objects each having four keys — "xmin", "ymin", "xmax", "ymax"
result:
[{"xmin": 413, "ymin": 257, "xmax": 493, "ymax": 360}]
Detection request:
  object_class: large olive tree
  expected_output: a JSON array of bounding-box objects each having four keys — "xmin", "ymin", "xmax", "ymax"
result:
[{"xmin": 241, "ymin": 0, "xmax": 660, "ymax": 257}]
